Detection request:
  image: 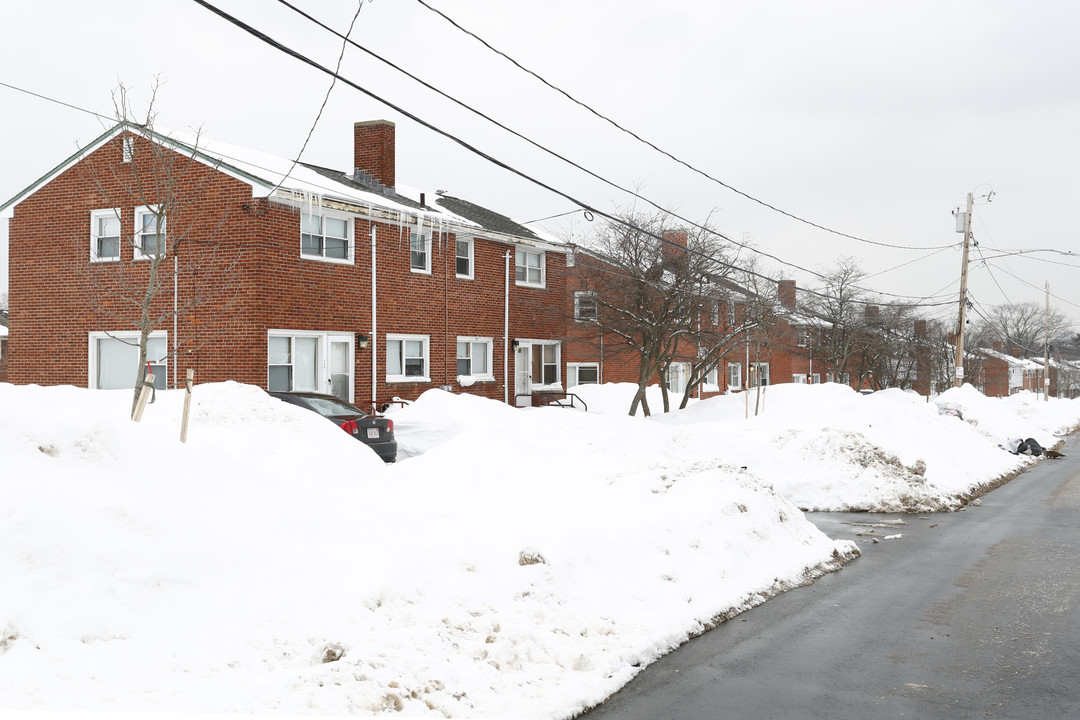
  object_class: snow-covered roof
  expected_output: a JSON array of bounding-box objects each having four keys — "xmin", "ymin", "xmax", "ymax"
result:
[
  {"xmin": 977, "ymin": 347, "xmax": 1044, "ymax": 370},
  {"xmin": 1, "ymin": 123, "xmax": 566, "ymax": 252}
]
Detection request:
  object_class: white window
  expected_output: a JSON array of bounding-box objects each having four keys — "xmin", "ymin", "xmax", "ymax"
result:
[
  {"xmin": 711, "ymin": 301, "xmax": 720, "ymax": 326},
  {"xmin": 728, "ymin": 362, "xmax": 742, "ymax": 390},
  {"xmin": 455, "ymin": 237, "xmax": 473, "ymax": 278},
  {"xmin": 134, "ymin": 206, "xmax": 166, "ymax": 259},
  {"xmin": 574, "ymin": 291, "xmax": 598, "ymax": 322},
  {"xmin": 301, "ymin": 211, "xmax": 351, "ymax": 262},
  {"xmin": 793, "ymin": 373, "xmax": 808, "ymax": 384},
  {"xmin": 456, "ymin": 337, "xmax": 493, "ymax": 380},
  {"xmin": 410, "ymin": 232, "xmax": 431, "ymax": 273},
  {"xmin": 268, "ymin": 335, "xmax": 319, "ymax": 392},
  {"xmin": 797, "ymin": 329, "xmax": 810, "ymax": 348},
  {"xmin": 515, "ymin": 248, "xmax": 544, "ymax": 287},
  {"xmin": 749, "ymin": 362, "xmax": 771, "ymax": 387},
  {"xmin": 267, "ymin": 332, "xmax": 353, "ymax": 399},
  {"xmin": 566, "ymin": 362, "xmax": 599, "ymax": 388},
  {"xmin": 90, "ymin": 209, "xmax": 122, "ymax": 262},
  {"xmin": 811, "ymin": 373, "xmax": 821, "ymax": 384},
  {"xmin": 666, "ymin": 362, "xmax": 691, "ymax": 394},
  {"xmin": 526, "ymin": 341, "xmax": 560, "ymax": 386},
  {"xmin": 121, "ymin": 134, "xmax": 134, "ymax": 163},
  {"xmin": 89, "ymin": 331, "xmax": 168, "ymax": 390},
  {"xmin": 704, "ymin": 365, "xmax": 719, "ymax": 390},
  {"xmin": 387, "ymin": 334, "xmax": 430, "ymax": 382}
]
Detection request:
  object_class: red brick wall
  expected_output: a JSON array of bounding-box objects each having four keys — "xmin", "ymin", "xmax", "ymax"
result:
[{"xmin": 7, "ymin": 130, "xmax": 574, "ymax": 407}]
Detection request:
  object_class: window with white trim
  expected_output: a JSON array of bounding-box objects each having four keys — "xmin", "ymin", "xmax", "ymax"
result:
[
  {"xmin": 566, "ymin": 362, "xmax": 599, "ymax": 388},
  {"xmin": 301, "ymin": 211, "xmax": 351, "ymax": 262},
  {"xmin": 387, "ymin": 334, "xmax": 430, "ymax": 382},
  {"xmin": 410, "ymin": 232, "xmax": 431, "ymax": 273},
  {"xmin": 811, "ymin": 373, "xmax": 821, "ymax": 384},
  {"xmin": 268, "ymin": 334, "xmax": 320, "ymax": 392},
  {"xmin": 749, "ymin": 362, "xmax": 770, "ymax": 387},
  {"xmin": 704, "ymin": 365, "xmax": 719, "ymax": 390},
  {"xmin": 574, "ymin": 291, "xmax": 598, "ymax": 322},
  {"xmin": 531, "ymin": 342, "xmax": 560, "ymax": 386},
  {"xmin": 793, "ymin": 373, "xmax": 808, "ymax": 384},
  {"xmin": 455, "ymin": 238, "xmax": 473, "ymax": 278},
  {"xmin": 711, "ymin": 301, "xmax": 720, "ymax": 326},
  {"xmin": 515, "ymin": 248, "xmax": 544, "ymax": 287},
  {"xmin": 456, "ymin": 337, "xmax": 492, "ymax": 380},
  {"xmin": 90, "ymin": 209, "xmax": 122, "ymax": 262},
  {"xmin": 134, "ymin": 206, "xmax": 165, "ymax": 259},
  {"xmin": 728, "ymin": 361, "xmax": 742, "ymax": 390},
  {"xmin": 89, "ymin": 331, "xmax": 167, "ymax": 390}
]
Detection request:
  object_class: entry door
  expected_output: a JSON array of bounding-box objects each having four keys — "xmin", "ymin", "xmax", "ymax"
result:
[
  {"xmin": 328, "ymin": 337, "xmax": 352, "ymax": 401},
  {"xmin": 514, "ymin": 344, "xmax": 532, "ymax": 406}
]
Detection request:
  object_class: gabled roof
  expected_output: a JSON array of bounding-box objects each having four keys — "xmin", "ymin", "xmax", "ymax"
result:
[{"xmin": 1, "ymin": 123, "xmax": 565, "ymax": 250}]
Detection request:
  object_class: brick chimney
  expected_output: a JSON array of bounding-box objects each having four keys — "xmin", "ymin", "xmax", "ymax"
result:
[
  {"xmin": 777, "ymin": 280, "xmax": 796, "ymax": 310},
  {"xmin": 865, "ymin": 305, "xmax": 880, "ymax": 323},
  {"xmin": 662, "ymin": 230, "xmax": 687, "ymax": 261},
  {"xmin": 993, "ymin": 340, "xmax": 1003, "ymax": 353},
  {"xmin": 354, "ymin": 120, "xmax": 396, "ymax": 190}
]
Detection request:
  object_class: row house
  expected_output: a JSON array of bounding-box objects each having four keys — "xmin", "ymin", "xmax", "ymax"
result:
[
  {"xmin": 1, "ymin": 119, "xmax": 576, "ymax": 408},
  {"xmin": 974, "ymin": 343, "xmax": 1056, "ymax": 397}
]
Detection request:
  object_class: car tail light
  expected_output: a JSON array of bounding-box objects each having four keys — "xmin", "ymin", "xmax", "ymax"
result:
[
  {"xmin": 385, "ymin": 418, "xmax": 394, "ymax": 433},
  {"xmin": 340, "ymin": 420, "xmax": 359, "ymax": 434}
]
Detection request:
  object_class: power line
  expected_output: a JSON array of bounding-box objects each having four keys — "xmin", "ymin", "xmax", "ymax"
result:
[
  {"xmin": 411, "ymin": 0, "xmax": 955, "ymax": 253},
  {"xmin": 0, "ymin": 80, "xmax": 113, "ymax": 123},
  {"xmin": 269, "ymin": 0, "xmax": 931, "ymax": 301},
  {"xmin": 192, "ymin": 0, "xmax": 958, "ymax": 311},
  {"xmin": 265, "ymin": 0, "xmax": 368, "ymax": 199},
  {"xmin": 268, "ymin": 0, "xmax": 961, "ymax": 305}
]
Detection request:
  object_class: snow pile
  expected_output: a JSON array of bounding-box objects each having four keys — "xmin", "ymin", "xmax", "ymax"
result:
[{"xmin": 1, "ymin": 380, "xmax": 1077, "ymax": 718}]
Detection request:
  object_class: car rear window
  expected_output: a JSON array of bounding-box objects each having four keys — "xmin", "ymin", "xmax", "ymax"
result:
[{"xmin": 302, "ymin": 396, "xmax": 366, "ymax": 417}]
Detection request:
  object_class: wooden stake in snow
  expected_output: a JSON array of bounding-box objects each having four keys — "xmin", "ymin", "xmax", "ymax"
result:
[
  {"xmin": 180, "ymin": 369, "xmax": 194, "ymax": 443},
  {"xmin": 132, "ymin": 372, "xmax": 155, "ymax": 422}
]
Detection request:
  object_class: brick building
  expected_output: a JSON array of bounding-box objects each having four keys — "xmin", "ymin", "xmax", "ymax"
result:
[{"xmin": 1, "ymin": 119, "xmax": 577, "ymax": 408}]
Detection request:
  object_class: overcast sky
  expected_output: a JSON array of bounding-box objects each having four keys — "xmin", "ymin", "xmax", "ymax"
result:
[{"xmin": 3, "ymin": 0, "xmax": 1079, "ymax": 332}]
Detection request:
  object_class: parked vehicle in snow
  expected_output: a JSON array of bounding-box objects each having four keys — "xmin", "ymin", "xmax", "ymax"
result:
[{"xmin": 270, "ymin": 391, "xmax": 397, "ymax": 463}]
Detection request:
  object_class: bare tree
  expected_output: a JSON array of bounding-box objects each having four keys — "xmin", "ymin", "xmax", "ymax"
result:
[
  {"xmin": 573, "ymin": 210, "xmax": 733, "ymax": 416},
  {"xmin": 78, "ymin": 83, "xmax": 246, "ymax": 415},
  {"xmin": 978, "ymin": 301, "xmax": 1070, "ymax": 357},
  {"xmin": 804, "ymin": 258, "xmax": 874, "ymax": 387}
]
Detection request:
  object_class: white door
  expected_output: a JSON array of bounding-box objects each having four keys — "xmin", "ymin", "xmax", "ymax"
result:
[
  {"xmin": 514, "ymin": 344, "xmax": 531, "ymax": 406},
  {"xmin": 328, "ymin": 337, "xmax": 352, "ymax": 401}
]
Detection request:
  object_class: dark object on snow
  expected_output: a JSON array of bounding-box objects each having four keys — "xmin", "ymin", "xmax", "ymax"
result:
[
  {"xmin": 1017, "ymin": 438, "xmax": 1044, "ymax": 457},
  {"xmin": 1045, "ymin": 449, "xmax": 1066, "ymax": 459}
]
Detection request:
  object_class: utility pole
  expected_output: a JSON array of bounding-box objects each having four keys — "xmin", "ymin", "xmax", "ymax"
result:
[
  {"xmin": 953, "ymin": 192, "xmax": 974, "ymax": 388},
  {"xmin": 1045, "ymin": 281, "xmax": 1051, "ymax": 401}
]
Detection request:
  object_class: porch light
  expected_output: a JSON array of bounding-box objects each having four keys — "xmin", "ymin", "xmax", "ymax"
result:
[{"xmin": 357, "ymin": 333, "xmax": 370, "ymax": 349}]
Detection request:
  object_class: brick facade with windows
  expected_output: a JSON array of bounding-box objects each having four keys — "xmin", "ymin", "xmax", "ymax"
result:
[{"xmin": 2, "ymin": 120, "xmax": 572, "ymax": 408}]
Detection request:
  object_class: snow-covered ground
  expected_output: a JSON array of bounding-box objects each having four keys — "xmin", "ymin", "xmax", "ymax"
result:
[{"xmin": 1, "ymin": 381, "xmax": 1076, "ymax": 718}]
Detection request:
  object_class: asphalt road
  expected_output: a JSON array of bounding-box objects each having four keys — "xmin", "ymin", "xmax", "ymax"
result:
[{"xmin": 581, "ymin": 434, "xmax": 1080, "ymax": 720}]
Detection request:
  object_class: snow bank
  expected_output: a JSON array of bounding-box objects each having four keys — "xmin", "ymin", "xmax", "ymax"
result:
[{"xmin": 1, "ymin": 380, "xmax": 1077, "ymax": 717}]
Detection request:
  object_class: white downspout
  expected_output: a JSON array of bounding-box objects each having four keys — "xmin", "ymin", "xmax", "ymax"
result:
[
  {"xmin": 371, "ymin": 225, "xmax": 378, "ymax": 405},
  {"xmin": 504, "ymin": 250, "xmax": 512, "ymax": 405},
  {"xmin": 173, "ymin": 255, "xmax": 178, "ymax": 389}
]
